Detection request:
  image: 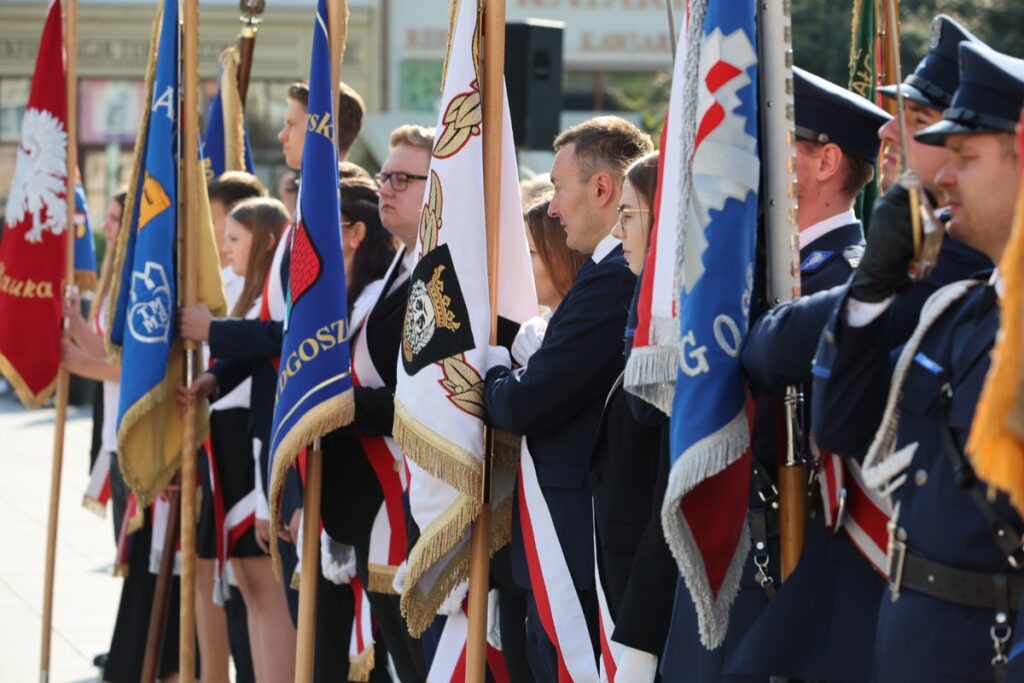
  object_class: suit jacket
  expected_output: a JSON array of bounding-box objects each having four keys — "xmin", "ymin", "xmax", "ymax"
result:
[
  {"xmin": 485, "ymin": 243, "xmax": 636, "ymax": 592},
  {"xmin": 590, "ymin": 375, "xmax": 664, "ymax": 616},
  {"xmin": 812, "ymin": 278, "xmax": 1024, "ymax": 682},
  {"xmin": 321, "ymin": 253, "xmax": 410, "ymax": 548}
]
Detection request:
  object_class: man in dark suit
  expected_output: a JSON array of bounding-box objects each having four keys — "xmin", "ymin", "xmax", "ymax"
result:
[
  {"xmin": 484, "ymin": 116, "xmax": 652, "ymax": 681},
  {"xmin": 659, "ymin": 68, "xmax": 890, "ymax": 683},
  {"xmin": 811, "ymin": 43, "xmax": 1024, "ymax": 682}
]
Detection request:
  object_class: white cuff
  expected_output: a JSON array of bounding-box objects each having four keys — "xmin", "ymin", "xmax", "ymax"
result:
[
  {"xmin": 844, "ymin": 296, "xmax": 894, "ymax": 327},
  {"xmin": 613, "ymin": 645, "xmax": 659, "ymax": 683}
]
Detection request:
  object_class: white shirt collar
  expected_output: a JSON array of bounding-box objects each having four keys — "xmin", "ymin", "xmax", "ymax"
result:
[
  {"xmin": 799, "ymin": 209, "xmax": 858, "ymax": 249},
  {"xmin": 591, "ymin": 232, "xmax": 620, "ymax": 264},
  {"xmin": 991, "ymin": 269, "xmax": 1004, "ymax": 299}
]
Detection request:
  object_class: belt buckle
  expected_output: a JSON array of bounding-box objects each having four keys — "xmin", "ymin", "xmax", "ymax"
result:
[{"xmin": 887, "ymin": 521, "xmax": 908, "ymax": 602}]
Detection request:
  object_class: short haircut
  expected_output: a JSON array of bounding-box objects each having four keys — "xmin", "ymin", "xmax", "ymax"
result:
[
  {"xmin": 797, "ymin": 140, "xmax": 875, "ymax": 202},
  {"xmin": 337, "ymin": 82, "xmax": 366, "ymax": 155},
  {"xmin": 553, "ymin": 116, "xmax": 654, "ymax": 182},
  {"xmin": 340, "ymin": 161, "xmax": 372, "ymax": 180},
  {"xmin": 287, "ymin": 82, "xmax": 309, "ymax": 107},
  {"xmin": 525, "ymin": 192, "xmax": 588, "ymax": 299},
  {"xmin": 208, "ymin": 171, "xmax": 268, "ymax": 210},
  {"xmin": 390, "ymin": 124, "xmax": 436, "ymax": 152}
]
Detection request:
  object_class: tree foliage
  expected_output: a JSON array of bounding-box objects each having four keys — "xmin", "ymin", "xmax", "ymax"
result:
[{"xmin": 792, "ymin": 0, "xmax": 1024, "ymax": 87}]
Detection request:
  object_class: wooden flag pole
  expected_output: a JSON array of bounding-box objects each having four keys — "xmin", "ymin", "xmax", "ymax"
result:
[
  {"xmin": 466, "ymin": 0, "xmax": 505, "ymax": 679},
  {"xmin": 293, "ymin": 4, "xmax": 347, "ymax": 681},
  {"xmin": 180, "ymin": 0, "xmax": 200, "ymax": 679},
  {"xmin": 40, "ymin": 0, "xmax": 78, "ymax": 679},
  {"xmin": 141, "ymin": 479, "xmax": 181, "ymax": 683}
]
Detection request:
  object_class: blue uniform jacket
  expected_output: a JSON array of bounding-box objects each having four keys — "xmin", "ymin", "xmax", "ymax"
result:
[
  {"xmin": 811, "ymin": 276, "xmax": 1024, "ymax": 682},
  {"xmin": 729, "ymin": 237, "xmax": 991, "ymax": 681},
  {"xmin": 485, "ymin": 244, "xmax": 636, "ymax": 592},
  {"xmin": 660, "ymin": 222, "xmax": 862, "ymax": 683}
]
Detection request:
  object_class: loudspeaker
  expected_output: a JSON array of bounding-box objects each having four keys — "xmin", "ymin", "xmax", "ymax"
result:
[{"xmin": 505, "ymin": 20, "xmax": 564, "ymax": 150}]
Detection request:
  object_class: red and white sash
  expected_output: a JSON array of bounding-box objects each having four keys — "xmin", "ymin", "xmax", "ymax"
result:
[
  {"xmin": 426, "ymin": 595, "xmax": 511, "ymax": 683},
  {"xmin": 83, "ymin": 450, "xmax": 112, "ymax": 516},
  {"xmin": 348, "ymin": 576, "xmax": 376, "ymax": 682},
  {"xmin": 594, "ymin": 535, "xmax": 624, "ymax": 682},
  {"xmin": 816, "ymin": 444, "xmax": 892, "ymax": 576},
  {"xmin": 518, "ymin": 440, "xmax": 600, "ymax": 682}
]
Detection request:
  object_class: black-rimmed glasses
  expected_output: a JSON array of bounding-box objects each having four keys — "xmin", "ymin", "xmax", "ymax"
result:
[{"xmin": 375, "ymin": 171, "xmax": 429, "ymax": 192}]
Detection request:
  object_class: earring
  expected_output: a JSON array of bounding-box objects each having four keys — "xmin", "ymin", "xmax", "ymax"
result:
[{"xmin": 349, "ymin": 238, "xmax": 361, "ymax": 249}]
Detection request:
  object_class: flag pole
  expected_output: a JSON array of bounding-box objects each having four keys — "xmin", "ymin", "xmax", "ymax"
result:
[
  {"xmin": 141, "ymin": 481, "xmax": 181, "ymax": 682},
  {"xmin": 293, "ymin": 2, "xmax": 348, "ymax": 681},
  {"xmin": 180, "ymin": 0, "xmax": 201, "ymax": 679},
  {"xmin": 466, "ymin": 0, "xmax": 505, "ymax": 679},
  {"xmin": 40, "ymin": 0, "xmax": 78, "ymax": 678},
  {"xmin": 757, "ymin": 0, "xmax": 804, "ymax": 581},
  {"xmin": 236, "ymin": 0, "xmax": 265, "ymax": 107}
]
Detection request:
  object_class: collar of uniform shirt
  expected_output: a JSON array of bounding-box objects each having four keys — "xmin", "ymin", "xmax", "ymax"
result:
[
  {"xmin": 991, "ymin": 269, "xmax": 1004, "ymax": 299},
  {"xmin": 591, "ymin": 231, "xmax": 620, "ymax": 264},
  {"xmin": 798, "ymin": 208, "xmax": 858, "ymax": 249}
]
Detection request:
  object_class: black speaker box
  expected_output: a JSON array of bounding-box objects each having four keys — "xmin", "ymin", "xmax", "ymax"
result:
[{"xmin": 504, "ymin": 20, "xmax": 564, "ymax": 150}]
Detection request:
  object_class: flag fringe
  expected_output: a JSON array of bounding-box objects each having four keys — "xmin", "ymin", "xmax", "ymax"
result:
[
  {"xmin": 74, "ymin": 270, "xmax": 98, "ymax": 293},
  {"xmin": 104, "ymin": 0, "xmax": 162, "ymax": 362},
  {"xmin": 400, "ymin": 492, "xmax": 478, "ymax": 636},
  {"xmin": 0, "ymin": 352, "xmax": 57, "ymax": 409},
  {"xmin": 623, "ymin": 342, "xmax": 679, "ymax": 416},
  {"xmin": 492, "ymin": 429, "xmax": 520, "ymax": 473},
  {"xmin": 393, "ymin": 399, "xmax": 482, "ymax": 496},
  {"xmin": 349, "ymin": 645, "xmax": 375, "ymax": 682},
  {"xmin": 291, "ymin": 570, "xmax": 301, "ymax": 590},
  {"xmin": 114, "ymin": 367, "xmax": 179, "ymax": 507},
  {"xmin": 82, "ymin": 494, "xmax": 107, "ymax": 518},
  {"xmin": 268, "ymin": 390, "xmax": 355, "ymax": 580},
  {"xmin": 368, "ymin": 564, "xmax": 399, "ymax": 595},
  {"xmin": 660, "ymin": 409, "xmax": 749, "ymax": 649}
]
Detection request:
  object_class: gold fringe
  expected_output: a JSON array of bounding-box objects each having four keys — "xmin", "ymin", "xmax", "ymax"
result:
[
  {"xmin": 128, "ymin": 507, "xmax": 145, "ymax": 535},
  {"xmin": 399, "ymin": 491, "xmax": 478, "ymax": 636},
  {"xmin": 269, "ymin": 391, "xmax": 355, "ymax": 580},
  {"xmin": 0, "ymin": 351, "xmax": 57, "ymax": 409},
  {"xmin": 367, "ymin": 563, "xmax": 398, "ymax": 594},
  {"xmin": 290, "ymin": 570, "xmax": 301, "ymax": 591},
  {"xmin": 348, "ymin": 645, "xmax": 375, "ymax": 682},
  {"xmin": 74, "ymin": 270, "xmax": 98, "ymax": 293},
  {"xmin": 113, "ymin": 563, "xmax": 130, "ymax": 578},
  {"xmin": 393, "ymin": 400, "xmax": 482, "ymax": 496},
  {"xmin": 492, "ymin": 429, "xmax": 520, "ymax": 473},
  {"xmin": 491, "ymin": 490, "xmax": 514, "ymax": 553},
  {"xmin": 105, "ymin": 1, "xmax": 162, "ymax": 362},
  {"xmin": 82, "ymin": 495, "xmax": 107, "ymax": 518}
]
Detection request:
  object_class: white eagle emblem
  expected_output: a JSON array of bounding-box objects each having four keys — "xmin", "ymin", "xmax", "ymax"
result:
[{"xmin": 5, "ymin": 108, "xmax": 68, "ymax": 243}]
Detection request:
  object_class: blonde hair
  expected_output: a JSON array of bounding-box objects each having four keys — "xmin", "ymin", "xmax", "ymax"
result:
[{"xmin": 389, "ymin": 124, "xmax": 436, "ymax": 152}]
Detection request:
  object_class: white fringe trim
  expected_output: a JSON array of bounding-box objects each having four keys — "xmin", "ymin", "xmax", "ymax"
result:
[
  {"xmin": 861, "ymin": 280, "xmax": 978, "ymax": 497},
  {"xmin": 624, "ymin": 344, "xmax": 679, "ymax": 416},
  {"xmin": 661, "ymin": 409, "xmax": 749, "ymax": 649}
]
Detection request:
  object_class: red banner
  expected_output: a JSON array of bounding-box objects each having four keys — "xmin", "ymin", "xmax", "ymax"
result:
[{"xmin": 0, "ymin": 0, "xmax": 68, "ymax": 408}]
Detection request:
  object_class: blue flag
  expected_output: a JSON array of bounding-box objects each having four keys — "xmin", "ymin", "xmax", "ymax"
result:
[
  {"xmin": 203, "ymin": 47, "xmax": 256, "ymax": 179},
  {"xmin": 267, "ymin": 0, "xmax": 353, "ymax": 570},
  {"xmin": 660, "ymin": 0, "xmax": 760, "ymax": 651},
  {"xmin": 72, "ymin": 183, "xmax": 98, "ymax": 288},
  {"xmin": 106, "ymin": 0, "xmax": 180, "ymax": 501}
]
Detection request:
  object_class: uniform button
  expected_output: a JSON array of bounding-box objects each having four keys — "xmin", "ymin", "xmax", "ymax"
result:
[{"xmin": 914, "ymin": 469, "xmax": 928, "ymax": 486}]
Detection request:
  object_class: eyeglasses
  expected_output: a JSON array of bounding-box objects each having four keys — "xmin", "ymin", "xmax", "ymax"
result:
[
  {"xmin": 375, "ymin": 171, "xmax": 429, "ymax": 192},
  {"xmin": 616, "ymin": 206, "xmax": 650, "ymax": 220}
]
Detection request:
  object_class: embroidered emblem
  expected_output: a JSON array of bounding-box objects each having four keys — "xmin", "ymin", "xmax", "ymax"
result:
[
  {"xmin": 5, "ymin": 108, "xmax": 68, "ymax": 242},
  {"xmin": 128, "ymin": 261, "xmax": 172, "ymax": 344},
  {"xmin": 800, "ymin": 249, "xmax": 833, "ymax": 272},
  {"xmin": 843, "ymin": 244, "xmax": 865, "ymax": 269},
  {"xmin": 401, "ymin": 244, "xmax": 474, "ymax": 374}
]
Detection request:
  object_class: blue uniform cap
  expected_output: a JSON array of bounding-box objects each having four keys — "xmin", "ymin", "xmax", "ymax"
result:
[
  {"xmin": 916, "ymin": 42, "xmax": 1024, "ymax": 146},
  {"xmin": 794, "ymin": 66, "xmax": 892, "ymax": 163},
  {"xmin": 879, "ymin": 15, "xmax": 981, "ymax": 110}
]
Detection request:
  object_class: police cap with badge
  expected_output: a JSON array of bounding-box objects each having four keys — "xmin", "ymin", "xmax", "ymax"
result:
[
  {"xmin": 793, "ymin": 66, "xmax": 892, "ymax": 163},
  {"xmin": 878, "ymin": 15, "xmax": 980, "ymax": 110},
  {"xmin": 916, "ymin": 42, "xmax": 1024, "ymax": 146}
]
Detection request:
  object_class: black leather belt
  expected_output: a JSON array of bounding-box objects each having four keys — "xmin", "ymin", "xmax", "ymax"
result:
[{"xmin": 890, "ymin": 548, "xmax": 1024, "ymax": 612}]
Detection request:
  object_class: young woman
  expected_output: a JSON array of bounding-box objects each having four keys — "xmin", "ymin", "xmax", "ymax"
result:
[
  {"xmin": 179, "ymin": 197, "xmax": 298, "ymax": 682},
  {"xmin": 525, "ymin": 193, "xmax": 588, "ymax": 313},
  {"xmin": 594, "ymin": 151, "xmax": 678, "ymax": 680}
]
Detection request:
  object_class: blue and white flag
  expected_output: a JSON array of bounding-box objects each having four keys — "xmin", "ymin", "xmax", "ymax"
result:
[
  {"xmin": 267, "ymin": 0, "xmax": 353, "ymax": 572},
  {"xmin": 203, "ymin": 46, "xmax": 255, "ymax": 178},
  {"xmin": 660, "ymin": 0, "xmax": 760, "ymax": 650},
  {"xmin": 72, "ymin": 183, "xmax": 98, "ymax": 290},
  {"xmin": 107, "ymin": 0, "xmax": 225, "ymax": 503}
]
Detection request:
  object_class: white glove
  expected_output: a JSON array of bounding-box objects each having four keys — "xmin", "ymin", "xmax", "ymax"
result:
[
  {"xmin": 392, "ymin": 560, "xmax": 408, "ymax": 595},
  {"xmin": 437, "ymin": 579, "xmax": 469, "ymax": 616},
  {"xmin": 511, "ymin": 316, "xmax": 548, "ymax": 366},
  {"xmin": 320, "ymin": 531, "xmax": 356, "ymax": 585},
  {"xmin": 486, "ymin": 345, "xmax": 511, "ymax": 372},
  {"xmin": 613, "ymin": 645, "xmax": 658, "ymax": 683}
]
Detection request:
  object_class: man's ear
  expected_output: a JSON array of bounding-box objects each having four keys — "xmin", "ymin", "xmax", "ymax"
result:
[
  {"xmin": 592, "ymin": 170, "xmax": 617, "ymax": 208},
  {"xmin": 817, "ymin": 143, "xmax": 844, "ymax": 183}
]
